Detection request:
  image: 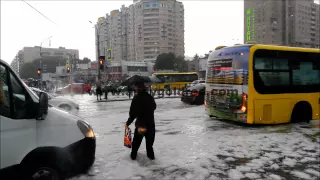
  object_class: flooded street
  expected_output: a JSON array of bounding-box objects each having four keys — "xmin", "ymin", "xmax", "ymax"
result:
[{"xmin": 65, "ymin": 94, "xmax": 320, "ymax": 180}]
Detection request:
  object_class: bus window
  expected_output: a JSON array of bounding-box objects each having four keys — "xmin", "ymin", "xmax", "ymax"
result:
[
  {"xmin": 185, "ymin": 74, "xmax": 198, "ymax": 82},
  {"xmin": 171, "ymin": 74, "xmax": 179, "ymax": 82},
  {"xmin": 292, "ymin": 61, "xmax": 319, "ymax": 86},
  {"xmin": 164, "ymin": 76, "xmax": 172, "ymax": 82},
  {"xmin": 155, "ymin": 75, "xmax": 165, "ymax": 82},
  {"xmin": 253, "ymin": 49, "xmax": 320, "ymax": 94},
  {"xmin": 255, "ymin": 57, "xmax": 290, "ymax": 86}
]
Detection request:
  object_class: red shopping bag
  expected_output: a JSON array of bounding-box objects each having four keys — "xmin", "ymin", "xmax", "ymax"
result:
[{"xmin": 124, "ymin": 127, "xmax": 132, "ymax": 148}]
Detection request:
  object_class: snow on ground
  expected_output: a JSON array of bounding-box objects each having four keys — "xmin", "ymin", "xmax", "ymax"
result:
[{"xmin": 66, "ymin": 95, "xmax": 320, "ymax": 180}]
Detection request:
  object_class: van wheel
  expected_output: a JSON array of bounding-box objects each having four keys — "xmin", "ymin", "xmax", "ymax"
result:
[
  {"xmin": 290, "ymin": 102, "xmax": 312, "ymax": 123},
  {"xmin": 30, "ymin": 166, "xmax": 62, "ymax": 180},
  {"xmin": 22, "ymin": 160, "xmax": 65, "ymax": 180}
]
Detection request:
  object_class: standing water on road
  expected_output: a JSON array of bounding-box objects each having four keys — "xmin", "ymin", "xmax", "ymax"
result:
[{"xmin": 65, "ymin": 95, "xmax": 320, "ymax": 180}]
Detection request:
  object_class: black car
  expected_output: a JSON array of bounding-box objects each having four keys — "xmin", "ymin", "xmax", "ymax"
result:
[{"xmin": 181, "ymin": 83, "xmax": 205, "ymax": 105}]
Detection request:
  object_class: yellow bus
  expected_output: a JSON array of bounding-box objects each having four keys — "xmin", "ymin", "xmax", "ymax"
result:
[
  {"xmin": 151, "ymin": 72, "xmax": 198, "ymax": 89},
  {"xmin": 205, "ymin": 44, "xmax": 319, "ymax": 124}
]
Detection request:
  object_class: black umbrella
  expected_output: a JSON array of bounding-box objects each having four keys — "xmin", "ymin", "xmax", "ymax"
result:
[{"xmin": 120, "ymin": 75, "xmax": 152, "ymax": 86}]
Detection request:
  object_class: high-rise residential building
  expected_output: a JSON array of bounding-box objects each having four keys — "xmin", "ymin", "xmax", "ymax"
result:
[
  {"xmin": 244, "ymin": 0, "xmax": 320, "ymax": 48},
  {"xmin": 11, "ymin": 46, "xmax": 79, "ymax": 76},
  {"xmin": 95, "ymin": 0, "xmax": 185, "ymax": 62}
]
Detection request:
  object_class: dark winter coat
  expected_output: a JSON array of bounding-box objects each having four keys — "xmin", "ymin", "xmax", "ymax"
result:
[
  {"xmin": 96, "ymin": 86, "xmax": 103, "ymax": 95},
  {"xmin": 126, "ymin": 90, "xmax": 157, "ymax": 129}
]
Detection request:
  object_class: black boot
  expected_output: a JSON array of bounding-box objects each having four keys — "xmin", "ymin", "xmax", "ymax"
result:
[
  {"xmin": 131, "ymin": 152, "xmax": 137, "ymax": 160},
  {"xmin": 147, "ymin": 148, "xmax": 155, "ymax": 160},
  {"xmin": 147, "ymin": 154, "xmax": 155, "ymax": 160}
]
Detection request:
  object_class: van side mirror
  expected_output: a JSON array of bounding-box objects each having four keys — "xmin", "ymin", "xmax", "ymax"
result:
[{"xmin": 36, "ymin": 92, "xmax": 49, "ymax": 120}]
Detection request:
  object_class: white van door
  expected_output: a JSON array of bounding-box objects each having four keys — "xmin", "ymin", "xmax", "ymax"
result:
[{"xmin": 0, "ymin": 64, "xmax": 37, "ymax": 169}]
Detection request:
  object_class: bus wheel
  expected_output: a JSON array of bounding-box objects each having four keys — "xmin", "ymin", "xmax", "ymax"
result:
[{"xmin": 290, "ymin": 102, "xmax": 312, "ymax": 123}]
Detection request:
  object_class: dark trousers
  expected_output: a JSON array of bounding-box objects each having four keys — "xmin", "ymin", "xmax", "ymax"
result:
[{"xmin": 131, "ymin": 127, "xmax": 155, "ymax": 159}]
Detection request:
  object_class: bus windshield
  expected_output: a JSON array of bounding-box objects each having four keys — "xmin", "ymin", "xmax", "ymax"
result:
[{"xmin": 206, "ymin": 46, "xmax": 250, "ymax": 85}]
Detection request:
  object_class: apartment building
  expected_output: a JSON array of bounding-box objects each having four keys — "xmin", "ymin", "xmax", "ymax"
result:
[
  {"xmin": 244, "ymin": 0, "xmax": 320, "ymax": 48},
  {"xmin": 10, "ymin": 50, "xmax": 23, "ymax": 75},
  {"xmin": 95, "ymin": 0, "xmax": 185, "ymax": 62},
  {"xmin": 11, "ymin": 46, "xmax": 79, "ymax": 76}
]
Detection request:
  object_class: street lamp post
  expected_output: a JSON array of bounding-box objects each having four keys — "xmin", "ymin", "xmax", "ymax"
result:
[
  {"xmin": 39, "ymin": 36, "xmax": 52, "ymax": 90},
  {"xmin": 89, "ymin": 21, "xmax": 102, "ymax": 81}
]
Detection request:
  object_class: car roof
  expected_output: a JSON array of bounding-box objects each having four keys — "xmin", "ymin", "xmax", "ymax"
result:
[
  {"xmin": 188, "ymin": 83, "xmax": 205, "ymax": 90},
  {"xmin": 0, "ymin": 59, "xmax": 9, "ymax": 66}
]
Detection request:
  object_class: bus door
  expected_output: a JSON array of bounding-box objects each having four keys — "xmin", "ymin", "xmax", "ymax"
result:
[{"xmin": 252, "ymin": 51, "xmax": 292, "ymax": 124}]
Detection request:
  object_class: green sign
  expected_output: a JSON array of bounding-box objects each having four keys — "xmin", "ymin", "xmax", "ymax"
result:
[
  {"xmin": 107, "ymin": 48, "xmax": 112, "ymax": 61},
  {"xmin": 246, "ymin": 8, "xmax": 255, "ymax": 42},
  {"xmin": 66, "ymin": 56, "xmax": 70, "ymax": 67}
]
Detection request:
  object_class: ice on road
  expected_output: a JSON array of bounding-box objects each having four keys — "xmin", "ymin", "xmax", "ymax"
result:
[{"xmin": 65, "ymin": 95, "xmax": 320, "ymax": 180}]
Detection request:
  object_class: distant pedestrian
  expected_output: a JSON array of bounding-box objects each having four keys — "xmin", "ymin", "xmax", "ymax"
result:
[
  {"xmin": 125, "ymin": 81, "xmax": 157, "ymax": 160},
  {"xmin": 96, "ymin": 80, "xmax": 102, "ymax": 101},
  {"xmin": 127, "ymin": 85, "xmax": 133, "ymax": 99},
  {"xmin": 104, "ymin": 85, "xmax": 108, "ymax": 100}
]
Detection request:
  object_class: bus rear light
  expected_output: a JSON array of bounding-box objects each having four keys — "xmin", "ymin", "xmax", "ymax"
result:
[
  {"xmin": 241, "ymin": 106, "xmax": 246, "ymax": 112},
  {"xmin": 240, "ymin": 93, "xmax": 247, "ymax": 113}
]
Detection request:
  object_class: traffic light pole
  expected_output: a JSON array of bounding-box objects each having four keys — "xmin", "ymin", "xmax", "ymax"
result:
[
  {"xmin": 39, "ymin": 46, "xmax": 42, "ymax": 90},
  {"xmin": 96, "ymin": 26, "xmax": 101, "ymax": 81},
  {"xmin": 39, "ymin": 36, "xmax": 52, "ymax": 90}
]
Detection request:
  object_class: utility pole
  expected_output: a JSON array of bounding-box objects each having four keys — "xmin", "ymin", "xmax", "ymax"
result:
[
  {"xmin": 96, "ymin": 25, "xmax": 101, "ymax": 81},
  {"xmin": 39, "ymin": 36, "xmax": 52, "ymax": 90}
]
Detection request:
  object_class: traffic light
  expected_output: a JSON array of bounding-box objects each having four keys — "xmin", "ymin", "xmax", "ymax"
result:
[
  {"xmin": 99, "ymin": 56, "xmax": 105, "ymax": 70},
  {"xmin": 67, "ymin": 66, "xmax": 70, "ymax": 73},
  {"xmin": 37, "ymin": 68, "xmax": 41, "ymax": 76}
]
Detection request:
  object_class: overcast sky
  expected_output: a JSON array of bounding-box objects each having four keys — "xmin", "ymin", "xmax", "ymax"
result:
[{"xmin": 2, "ymin": 0, "xmax": 249, "ymax": 64}]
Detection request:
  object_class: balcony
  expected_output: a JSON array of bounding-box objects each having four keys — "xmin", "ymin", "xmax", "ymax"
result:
[
  {"xmin": 143, "ymin": 23, "xmax": 159, "ymax": 27},
  {"xmin": 143, "ymin": 33, "xmax": 160, "ymax": 38},
  {"xmin": 143, "ymin": 9, "xmax": 159, "ymax": 13},
  {"xmin": 143, "ymin": 12, "xmax": 159, "ymax": 16},
  {"xmin": 143, "ymin": 16, "xmax": 159, "ymax": 20}
]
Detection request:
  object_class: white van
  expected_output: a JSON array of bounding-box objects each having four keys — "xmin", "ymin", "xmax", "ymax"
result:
[{"xmin": 0, "ymin": 59, "xmax": 96, "ymax": 179}]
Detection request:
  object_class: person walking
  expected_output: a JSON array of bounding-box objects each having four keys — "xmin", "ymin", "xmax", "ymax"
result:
[
  {"xmin": 96, "ymin": 80, "xmax": 102, "ymax": 101},
  {"xmin": 125, "ymin": 81, "xmax": 157, "ymax": 160}
]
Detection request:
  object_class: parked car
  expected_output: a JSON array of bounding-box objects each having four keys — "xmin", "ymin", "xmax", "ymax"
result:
[
  {"xmin": 181, "ymin": 83, "xmax": 205, "ymax": 105},
  {"xmin": 186, "ymin": 80, "xmax": 206, "ymax": 88},
  {"xmin": 0, "ymin": 59, "xmax": 95, "ymax": 179},
  {"xmin": 31, "ymin": 87, "xmax": 80, "ymax": 112}
]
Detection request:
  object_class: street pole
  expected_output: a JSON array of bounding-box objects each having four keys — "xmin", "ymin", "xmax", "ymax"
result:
[
  {"xmin": 39, "ymin": 36, "xmax": 52, "ymax": 90},
  {"xmin": 70, "ymin": 54, "xmax": 73, "ymax": 96},
  {"xmin": 39, "ymin": 46, "xmax": 42, "ymax": 90},
  {"xmin": 96, "ymin": 26, "xmax": 101, "ymax": 81}
]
